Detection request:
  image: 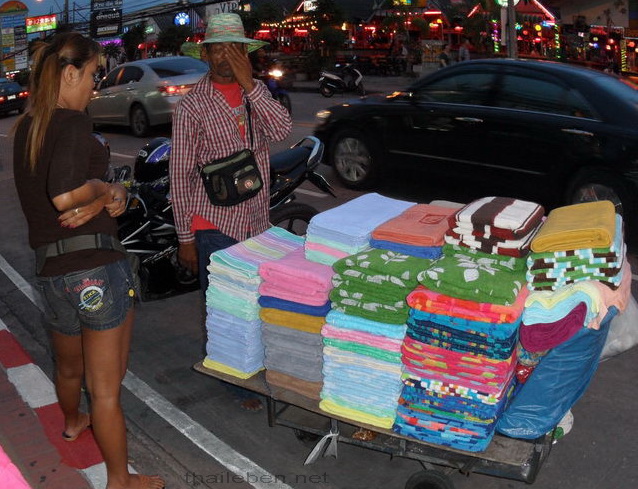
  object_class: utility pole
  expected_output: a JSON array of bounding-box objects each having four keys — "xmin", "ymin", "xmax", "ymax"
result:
[
  {"xmin": 64, "ymin": 0, "xmax": 69, "ymax": 25},
  {"xmin": 507, "ymin": 0, "xmax": 517, "ymax": 59}
]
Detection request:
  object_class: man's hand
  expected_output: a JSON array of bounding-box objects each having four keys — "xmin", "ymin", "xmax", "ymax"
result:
[
  {"xmin": 104, "ymin": 183, "xmax": 127, "ymax": 218},
  {"xmin": 178, "ymin": 242, "xmax": 199, "ymax": 274},
  {"xmin": 225, "ymin": 43, "xmax": 255, "ymax": 93}
]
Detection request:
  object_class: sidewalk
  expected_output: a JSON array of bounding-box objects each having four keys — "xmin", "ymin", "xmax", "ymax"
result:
[{"xmin": 0, "ymin": 319, "xmax": 101, "ymax": 489}]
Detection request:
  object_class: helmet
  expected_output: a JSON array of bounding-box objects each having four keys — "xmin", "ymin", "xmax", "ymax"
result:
[{"xmin": 134, "ymin": 137, "xmax": 171, "ymax": 183}]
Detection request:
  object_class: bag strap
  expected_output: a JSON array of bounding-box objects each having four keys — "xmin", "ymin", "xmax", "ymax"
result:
[
  {"xmin": 245, "ymin": 97, "xmax": 253, "ymax": 150},
  {"xmin": 35, "ymin": 233, "xmax": 127, "ymax": 275}
]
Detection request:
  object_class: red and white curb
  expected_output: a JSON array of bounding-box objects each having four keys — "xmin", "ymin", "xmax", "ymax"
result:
[{"xmin": 0, "ymin": 316, "xmax": 108, "ymax": 488}]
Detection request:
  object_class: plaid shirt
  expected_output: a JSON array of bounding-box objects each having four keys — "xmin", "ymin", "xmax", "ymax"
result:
[{"xmin": 170, "ymin": 75, "xmax": 292, "ymax": 243}]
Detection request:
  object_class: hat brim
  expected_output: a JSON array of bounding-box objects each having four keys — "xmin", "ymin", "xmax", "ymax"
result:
[{"xmin": 202, "ymin": 36, "xmax": 268, "ymax": 53}]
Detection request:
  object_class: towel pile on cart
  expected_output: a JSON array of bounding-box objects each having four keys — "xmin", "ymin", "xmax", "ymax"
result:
[
  {"xmin": 258, "ymin": 248, "xmax": 334, "ymax": 399},
  {"xmin": 392, "ymin": 197, "xmax": 544, "ymax": 451},
  {"xmin": 203, "ymin": 227, "xmax": 303, "ymax": 378},
  {"xmin": 320, "ymin": 247, "xmax": 433, "ymax": 429},
  {"xmin": 304, "ymin": 193, "xmax": 414, "ymax": 265}
]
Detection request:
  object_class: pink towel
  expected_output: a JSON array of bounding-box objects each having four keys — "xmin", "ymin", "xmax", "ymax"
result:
[
  {"xmin": 520, "ymin": 302, "xmax": 588, "ymax": 352},
  {"xmin": 258, "ymin": 249, "xmax": 335, "ymax": 305},
  {"xmin": 371, "ymin": 204, "xmax": 457, "ymax": 246},
  {"xmin": 304, "ymin": 241, "xmax": 350, "ymax": 260},
  {"xmin": 0, "ymin": 449, "xmax": 31, "ymax": 489},
  {"xmin": 321, "ymin": 323, "xmax": 403, "ymax": 352},
  {"xmin": 590, "ymin": 260, "xmax": 632, "ymax": 329}
]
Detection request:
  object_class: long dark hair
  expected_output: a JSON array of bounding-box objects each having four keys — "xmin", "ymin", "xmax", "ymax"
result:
[{"xmin": 17, "ymin": 32, "xmax": 100, "ymax": 171}]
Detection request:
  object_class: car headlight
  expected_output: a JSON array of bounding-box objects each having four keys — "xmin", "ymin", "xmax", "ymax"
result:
[{"xmin": 315, "ymin": 109, "xmax": 331, "ymax": 124}]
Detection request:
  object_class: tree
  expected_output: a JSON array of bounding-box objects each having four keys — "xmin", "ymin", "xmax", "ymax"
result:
[
  {"xmin": 157, "ymin": 25, "xmax": 192, "ymax": 55},
  {"xmin": 121, "ymin": 24, "xmax": 146, "ymax": 62},
  {"xmin": 102, "ymin": 42, "xmax": 121, "ymax": 66}
]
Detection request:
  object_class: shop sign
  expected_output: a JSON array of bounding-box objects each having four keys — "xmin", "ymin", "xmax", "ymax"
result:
[
  {"xmin": 90, "ymin": 8, "xmax": 122, "ymax": 38},
  {"xmin": 210, "ymin": 1, "xmax": 239, "ymax": 15},
  {"xmin": 26, "ymin": 14, "xmax": 57, "ymax": 34},
  {"xmin": 91, "ymin": 0, "xmax": 122, "ymax": 10}
]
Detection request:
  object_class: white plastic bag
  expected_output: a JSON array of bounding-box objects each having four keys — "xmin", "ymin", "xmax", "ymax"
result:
[{"xmin": 600, "ymin": 294, "xmax": 638, "ymax": 361}]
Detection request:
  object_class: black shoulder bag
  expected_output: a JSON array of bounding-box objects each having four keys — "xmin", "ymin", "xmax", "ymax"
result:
[{"xmin": 199, "ymin": 99, "xmax": 263, "ymax": 207}]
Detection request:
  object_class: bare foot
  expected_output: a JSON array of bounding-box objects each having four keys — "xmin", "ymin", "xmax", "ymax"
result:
[
  {"xmin": 62, "ymin": 412, "xmax": 91, "ymax": 442},
  {"xmin": 106, "ymin": 474, "xmax": 165, "ymax": 489},
  {"xmin": 240, "ymin": 398, "xmax": 263, "ymax": 412}
]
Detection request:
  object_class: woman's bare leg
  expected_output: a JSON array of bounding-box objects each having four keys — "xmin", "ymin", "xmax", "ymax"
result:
[
  {"xmin": 82, "ymin": 308, "xmax": 164, "ymax": 489},
  {"xmin": 50, "ymin": 331, "xmax": 90, "ymax": 439}
]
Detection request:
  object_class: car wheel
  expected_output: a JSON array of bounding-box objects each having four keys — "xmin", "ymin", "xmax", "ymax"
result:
[
  {"xmin": 130, "ymin": 104, "xmax": 150, "ymax": 138},
  {"xmin": 357, "ymin": 83, "xmax": 366, "ymax": 96},
  {"xmin": 405, "ymin": 470, "xmax": 454, "ymax": 489},
  {"xmin": 330, "ymin": 128, "xmax": 381, "ymax": 189},
  {"xmin": 566, "ymin": 170, "xmax": 634, "ymax": 217}
]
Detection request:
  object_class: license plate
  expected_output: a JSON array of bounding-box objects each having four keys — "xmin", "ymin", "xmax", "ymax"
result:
[{"xmin": 7, "ymin": 94, "xmax": 16, "ymax": 100}]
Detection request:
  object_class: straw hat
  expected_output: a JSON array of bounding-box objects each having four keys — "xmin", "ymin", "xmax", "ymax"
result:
[{"xmin": 202, "ymin": 13, "xmax": 268, "ymax": 53}]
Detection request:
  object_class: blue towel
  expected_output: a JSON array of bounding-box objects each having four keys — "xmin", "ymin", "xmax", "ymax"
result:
[
  {"xmin": 369, "ymin": 239, "xmax": 443, "ymax": 259},
  {"xmin": 258, "ymin": 295, "xmax": 332, "ymax": 316}
]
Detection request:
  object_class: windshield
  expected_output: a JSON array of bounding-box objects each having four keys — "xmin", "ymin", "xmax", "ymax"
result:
[{"xmin": 149, "ymin": 57, "xmax": 208, "ymax": 78}]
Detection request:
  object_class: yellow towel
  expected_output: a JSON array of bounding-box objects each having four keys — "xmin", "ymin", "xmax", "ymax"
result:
[
  {"xmin": 530, "ymin": 201, "xmax": 616, "ymax": 252},
  {"xmin": 260, "ymin": 308, "xmax": 325, "ymax": 334},
  {"xmin": 319, "ymin": 399, "xmax": 394, "ymax": 429},
  {"xmin": 202, "ymin": 357, "xmax": 263, "ymax": 379}
]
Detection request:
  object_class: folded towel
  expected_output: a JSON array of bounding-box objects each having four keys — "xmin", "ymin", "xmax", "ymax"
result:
[
  {"xmin": 258, "ymin": 295, "xmax": 332, "ymax": 316},
  {"xmin": 202, "ymin": 357, "xmax": 263, "ymax": 379},
  {"xmin": 369, "ymin": 239, "xmax": 443, "ymax": 259},
  {"xmin": 451, "ymin": 196, "xmax": 545, "ymax": 240},
  {"xmin": 520, "ymin": 302, "xmax": 588, "ymax": 352},
  {"xmin": 325, "ymin": 310, "xmax": 407, "ymax": 339},
  {"xmin": 260, "ymin": 308, "xmax": 325, "ymax": 334},
  {"xmin": 371, "ymin": 204, "xmax": 458, "ymax": 246},
  {"xmin": 530, "ymin": 201, "xmax": 616, "ymax": 252}
]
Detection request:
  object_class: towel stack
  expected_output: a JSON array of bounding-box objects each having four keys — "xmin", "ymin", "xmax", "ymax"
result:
[
  {"xmin": 369, "ymin": 203, "xmax": 459, "ymax": 259},
  {"xmin": 203, "ymin": 227, "xmax": 304, "ymax": 378},
  {"xmin": 391, "ymin": 197, "xmax": 544, "ymax": 452},
  {"xmin": 527, "ymin": 202, "xmax": 625, "ymax": 291},
  {"xmin": 258, "ymin": 249, "xmax": 334, "ymax": 400},
  {"xmin": 304, "ymin": 193, "xmax": 415, "ymax": 265},
  {"xmin": 520, "ymin": 201, "xmax": 632, "ymax": 354},
  {"xmin": 320, "ymin": 248, "xmax": 433, "ymax": 429},
  {"xmin": 444, "ymin": 196, "xmax": 545, "ymax": 258}
]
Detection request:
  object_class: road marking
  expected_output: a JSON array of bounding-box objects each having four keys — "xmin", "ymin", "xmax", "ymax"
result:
[
  {"xmin": 124, "ymin": 372, "xmax": 293, "ymax": 489},
  {"xmin": 0, "ymin": 253, "xmax": 294, "ymax": 489},
  {"xmin": 296, "ymin": 187, "xmax": 329, "ymax": 198},
  {"xmin": 110, "ymin": 151, "xmax": 136, "ymax": 159}
]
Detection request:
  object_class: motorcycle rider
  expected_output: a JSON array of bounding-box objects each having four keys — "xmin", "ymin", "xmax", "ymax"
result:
[{"xmin": 170, "ymin": 13, "xmax": 291, "ymax": 411}]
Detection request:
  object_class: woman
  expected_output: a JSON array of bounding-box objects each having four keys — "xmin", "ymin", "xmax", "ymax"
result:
[{"xmin": 13, "ymin": 32, "xmax": 164, "ymax": 489}]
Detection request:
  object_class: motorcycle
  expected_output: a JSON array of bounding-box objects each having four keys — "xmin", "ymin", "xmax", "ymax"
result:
[
  {"xmin": 319, "ymin": 63, "xmax": 365, "ymax": 98},
  {"xmin": 260, "ymin": 61, "xmax": 292, "ymax": 114},
  {"xmin": 109, "ymin": 136, "xmax": 335, "ymax": 301}
]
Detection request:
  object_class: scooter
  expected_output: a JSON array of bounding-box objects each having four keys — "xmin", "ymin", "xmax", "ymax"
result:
[
  {"xmin": 262, "ymin": 61, "xmax": 292, "ymax": 114},
  {"xmin": 319, "ymin": 63, "xmax": 365, "ymax": 98},
  {"xmin": 109, "ymin": 136, "xmax": 335, "ymax": 301}
]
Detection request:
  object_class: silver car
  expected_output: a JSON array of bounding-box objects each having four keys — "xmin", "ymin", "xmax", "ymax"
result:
[{"xmin": 88, "ymin": 56, "xmax": 208, "ymax": 137}]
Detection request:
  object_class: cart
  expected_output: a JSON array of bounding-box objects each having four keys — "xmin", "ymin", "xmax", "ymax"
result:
[{"xmin": 193, "ymin": 361, "xmax": 553, "ymax": 489}]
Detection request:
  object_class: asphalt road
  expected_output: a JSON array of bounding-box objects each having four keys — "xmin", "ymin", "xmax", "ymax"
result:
[{"xmin": 1, "ymin": 91, "xmax": 638, "ymax": 489}]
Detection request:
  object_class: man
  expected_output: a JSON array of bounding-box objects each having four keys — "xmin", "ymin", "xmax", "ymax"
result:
[
  {"xmin": 458, "ymin": 38, "xmax": 471, "ymax": 62},
  {"xmin": 170, "ymin": 13, "xmax": 292, "ymax": 411}
]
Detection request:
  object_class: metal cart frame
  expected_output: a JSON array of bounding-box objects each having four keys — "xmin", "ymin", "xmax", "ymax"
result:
[{"xmin": 193, "ymin": 362, "xmax": 553, "ymax": 489}]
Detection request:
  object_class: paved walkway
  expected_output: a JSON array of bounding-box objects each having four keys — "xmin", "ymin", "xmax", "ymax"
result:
[{"xmin": 0, "ymin": 319, "xmax": 103, "ymax": 489}]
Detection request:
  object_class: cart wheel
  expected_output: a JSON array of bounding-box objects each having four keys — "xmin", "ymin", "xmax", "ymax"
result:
[
  {"xmin": 293, "ymin": 429, "xmax": 320, "ymax": 446},
  {"xmin": 405, "ymin": 470, "xmax": 455, "ymax": 489}
]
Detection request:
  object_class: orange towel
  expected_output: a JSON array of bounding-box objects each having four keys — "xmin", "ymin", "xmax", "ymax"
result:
[{"xmin": 371, "ymin": 204, "xmax": 458, "ymax": 246}]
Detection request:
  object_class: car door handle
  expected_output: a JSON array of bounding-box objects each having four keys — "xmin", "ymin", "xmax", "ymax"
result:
[
  {"xmin": 562, "ymin": 128, "xmax": 594, "ymax": 137},
  {"xmin": 126, "ymin": 87, "xmax": 135, "ymax": 91},
  {"xmin": 454, "ymin": 117, "xmax": 483, "ymax": 123}
]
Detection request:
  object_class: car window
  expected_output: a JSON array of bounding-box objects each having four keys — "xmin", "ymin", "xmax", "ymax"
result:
[
  {"xmin": 119, "ymin": 66, "xmax": 144, "ymax": 85},
  {"xmin": 100, "ymin": 68, "xmax": 121, "ymax": 89},
  {"xmin": 495, "ymin": 73, "xmax": 595, "ymax": 118},
  {"xmin": 147, "ymin": 58, "xmax": 208, "ymax": 78},
  {"xmin": 0, "ymin": 81, "xmax": 21, "ymax": 92},
  {"xmin": 413, "ymin": 72, "xmax": 497, "ymax": 105}
]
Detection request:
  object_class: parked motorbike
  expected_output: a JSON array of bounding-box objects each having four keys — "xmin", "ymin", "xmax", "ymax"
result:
[
  {"xmin": 319, "ymin": 63, "xmax": 365, "ymax": 98},
  {"xmin": 109, "ymin": 136, "xmax": 334, "ymax": 301}
]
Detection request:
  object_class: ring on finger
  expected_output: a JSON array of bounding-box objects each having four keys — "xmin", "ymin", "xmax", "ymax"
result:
[{"xmin": 74, "ymin": 208, "xmax": 80, "ymax": 215}]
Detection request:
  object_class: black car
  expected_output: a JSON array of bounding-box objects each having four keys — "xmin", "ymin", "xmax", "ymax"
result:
[
  {"xmin": 314, "ymin": 58, "xmax": 638, "ymax": 224},
  {"xmin": 0, "ymin": 78, "xmax": 28, "ymax": 115}
]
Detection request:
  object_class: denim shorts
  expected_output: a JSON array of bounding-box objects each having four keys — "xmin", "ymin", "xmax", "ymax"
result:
[{"xmin": 35, "ymin": 258, "xmax": 137, "ymax": 336}]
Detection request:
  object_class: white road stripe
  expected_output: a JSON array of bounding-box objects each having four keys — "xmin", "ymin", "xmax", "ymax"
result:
[
  {"xmin": 295, "ymin": 187, "xmax": 329, "ymax": 198},
  {"xmin": 0, "ymin": 253, "xmax": 293, "ymax": 489},
  {"xmin": 0, "ymin": 317, "xmax": 7, "ymax": 331},
  {"xmin": 110, "ymin": 151, "xmax": 136, "ymax": 159},
  {"xmin": 123, "ymin": 371, "xmax": 293, "ymax": 489},
  {"xmin": 7, "ymin": 363, "xmax": 58, "ymax": 408}
]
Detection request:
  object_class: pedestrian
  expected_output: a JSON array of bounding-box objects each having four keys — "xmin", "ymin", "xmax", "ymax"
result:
[
  {"xmin": 170, "ymin": 13, "xmax": 292, "ymax": 411},
  {"xmin": 439, "ymin": 43, "xmax": 451, "ymax": 68},
  {"xmin": 459, "ymin": 38, "xmax": 471, "ymax": 62},
  {"xmin": 12, "ymin": 32, "xmax": 164, "ymax": 489}
]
